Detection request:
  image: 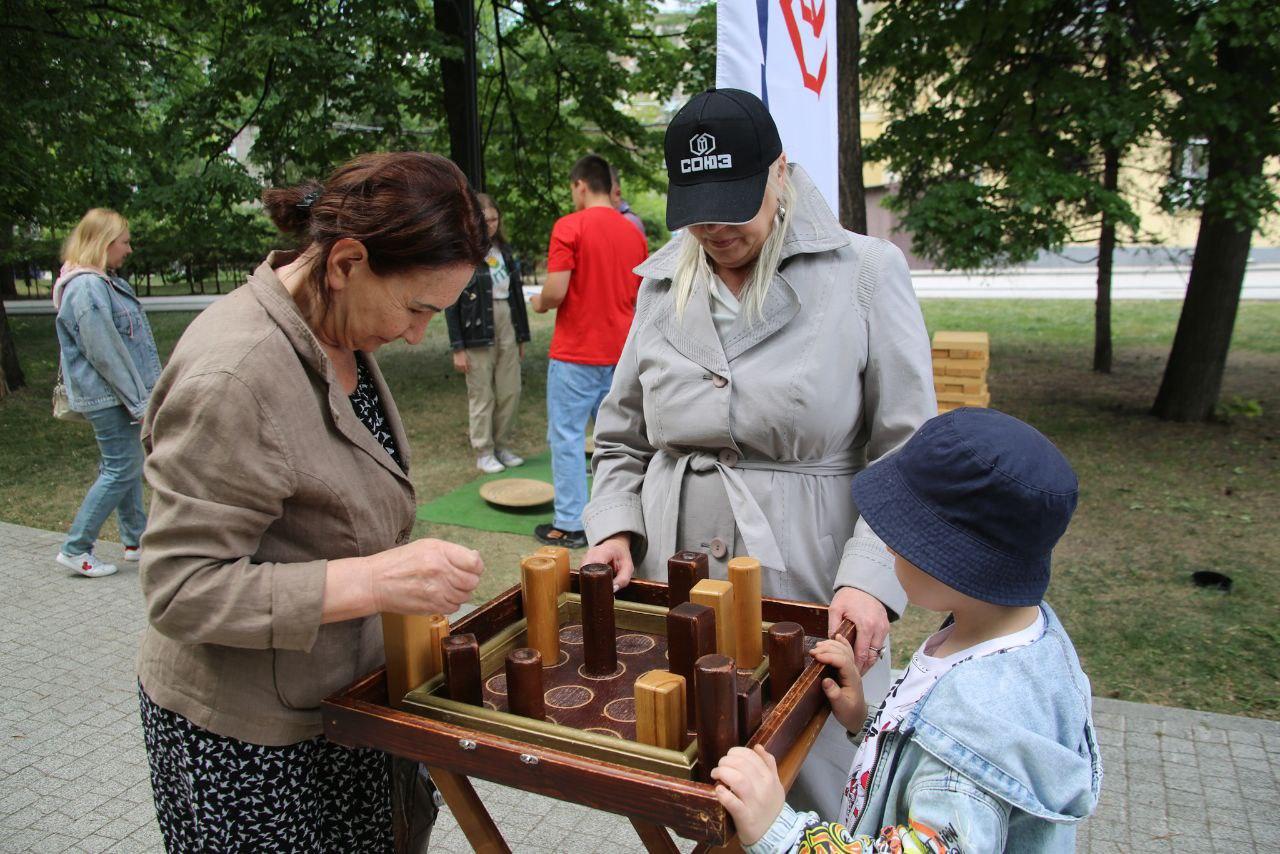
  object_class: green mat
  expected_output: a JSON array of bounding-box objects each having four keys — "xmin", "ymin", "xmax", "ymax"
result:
[{"xmin": 416, "ymin": 450, "xmax": 590, "ymax": 535}]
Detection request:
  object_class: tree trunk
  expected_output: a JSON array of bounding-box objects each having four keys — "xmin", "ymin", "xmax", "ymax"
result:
[
  {"xmin": 838, "ymin": 1, "xmax": 867, "ymax": 234},
  {"xmin": 1094, "ymin": 145, "xmax": 1118, "ymax": 374},
  {"xmin": 1151, "ymin": 145, "xmax": 1262, "ymax": 421},
  {"xmin": 0, "ymin": 222, "xmax": 16, "ymax": 299},
  {"xmin": 434, "ymin": 0, "xmax": 483, "ymax": 188},
  {"xmin": 0, "ymin": 299, "xmax": 25, "ymax": 394}
]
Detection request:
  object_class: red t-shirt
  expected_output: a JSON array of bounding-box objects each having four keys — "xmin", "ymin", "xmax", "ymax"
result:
[{"xmin": 546, "ymin": 206, "xmax": 648, "ymax": 365}]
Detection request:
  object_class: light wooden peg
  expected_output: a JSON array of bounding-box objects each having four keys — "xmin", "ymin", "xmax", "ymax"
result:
[
  {"xmin": 520, "ymin": 555, "xmax": 560, "ymax": 664},
  {"xmin": 381, "ymin": 613, "xmax": 448, "ymax": 709},
  {"xmin": 728, "ymin": 556, "xmax": 763, "ymax": 669},
  {"xmin": 690, "ymin": 578, "xmax": 736, "ymax": 661},
  {"xmin": 535, "ymin": 545, "xmax": 572, "ymax": 595},
  {"xmin": 635, "ymin": 670, "xmax": 686, "ymax": 750}
]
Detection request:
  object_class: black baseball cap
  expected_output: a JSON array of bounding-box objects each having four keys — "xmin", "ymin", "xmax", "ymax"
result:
[{"xmin": 664, "ymin": 88, "xmax": 784, "ymax": 230}]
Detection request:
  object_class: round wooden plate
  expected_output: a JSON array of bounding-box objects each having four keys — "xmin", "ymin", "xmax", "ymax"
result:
[{"xmin": 479, "ymin": 478, "xmax": 555, "ymax": 509}]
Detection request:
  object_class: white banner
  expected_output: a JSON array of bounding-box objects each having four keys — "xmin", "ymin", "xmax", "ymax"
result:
[{"xmin": 716, "ymin": 0, "xmax": 839, "ymax": 215}]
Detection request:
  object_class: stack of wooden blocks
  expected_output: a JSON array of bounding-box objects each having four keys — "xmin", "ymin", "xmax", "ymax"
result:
[{"xmin": 932, "ymin": 331, "xmax": 990, "ymax": 413}]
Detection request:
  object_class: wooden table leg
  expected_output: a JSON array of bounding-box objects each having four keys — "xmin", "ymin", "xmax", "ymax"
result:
[
  {"xmin": 630, "ymin": 818, "xmax": 682, "ymax": 853},
  {"xmin": 428, "ymin": 766, "xmax": 511, "ymax": 853}
]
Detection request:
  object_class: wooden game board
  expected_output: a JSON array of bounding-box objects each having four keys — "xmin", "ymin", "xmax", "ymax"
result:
[{"xmin": 323, "ymin": 572, "xmax": 851, "ymax": 850}]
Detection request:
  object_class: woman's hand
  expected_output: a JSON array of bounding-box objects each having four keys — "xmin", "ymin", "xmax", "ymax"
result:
[
  {"xmin": 710, "ymin": 745, "xmax": 786, "ymax": 846},
  {"xmin": 828, "ymin": 586, "xmax": 890, "ymax": 674},
  {"xmin": 582, "ymin": 533, "xmax": 634, "ymax": 589},
  {"xmin": 518, "ymin": 342, "xmax": 525, "ymax": 359},
  {"xmin": 451, "ymin": 350, "xmax": 470, "ymax": 374},
  {"xmin": 810, "ymin": 634, "xmax": 868, "ymax": 733},
  {"xmin": 370, "ymin": 538, "xmax": 485, "ymax": 615}
]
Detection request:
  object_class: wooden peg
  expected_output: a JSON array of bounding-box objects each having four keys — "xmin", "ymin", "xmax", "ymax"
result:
[
  {"xmin": 580, "ymin": 563, "xmax": 618, "ymax": 676},
  {"xmin": 728, "ymin": 556, "xmax": 763, "ymax": 669},
  {"xmin": 736, "ymin": 677, "xmax": 763, "ymax": 745},
  {"xmin": 520, "ymin": 555, "xmax": 560, "ymax": 664},
  {"xmin": 666, "ymin": 602, "xmax": 717, "ymax": 727},
  {"xmin": 504, "ymin": 647, "xmax": 545, "ymax": 720},
  {"xmin": 634, "ymin": 670, "xmax": 686, "ymax": 750},
  {"xmin": 381, "ymin": 612, "xmax": 448, "ymax": 709},
  {"xmin": 768, "ymin": 621, "xmax": 806, "ymax": 702},
  {"xmin": 667, "ymin": 551, "xmax": 709, "ymax": 608},
  {"xmin": 694, "ymin": 654, "xmax": 738, "ymax": 781},
  {"xmin": 441, "ymin": 633, "xmax": 482, "ymax": 706},
  {"xmin": 690, "ymin": 578, "xmax": 736, "ymax": 660},
  {"xmin": 535, "ymin": 545, "xmax": 572, "ymax": 595}
]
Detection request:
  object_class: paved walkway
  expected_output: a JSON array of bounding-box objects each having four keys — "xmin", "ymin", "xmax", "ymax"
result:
[{"xmin": 1, "ymin": 519, "xmax": 1277, "ymax": 852}]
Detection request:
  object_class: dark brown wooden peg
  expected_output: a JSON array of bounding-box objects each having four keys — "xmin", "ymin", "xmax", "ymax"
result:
[
  {"xmin": 441, "ymin": 633, "xmax": 482, "ymax": 706},
  {"xmin": 504, "ymin": 647, "xmax": 545, "ymax": 720},
  {"xmin": 736, "ymin": 677, "xmax": 763, "ymax": 745},
  {"xmin": 580, "ymin": 563, "xmax": 617, "ymax": 677},
  {"xmin": 767, "ymin": 621, "xmax": 806, "ymax": 702},
  {"xmin": 667, "ymin": 551, "xmax": 709, "ymax": 609},
  {"xmin": 667, "ymin": 601, "xmax": 717, "ymax": 727},
  {"xmin": 694, "ymin": 653, "xmax": 738, "ymax": 782}
]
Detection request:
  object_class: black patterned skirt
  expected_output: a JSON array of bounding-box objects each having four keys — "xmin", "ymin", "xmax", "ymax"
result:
[{"xmin": 139, "ymin": 684, "xmax": 394, "ymax": 852}]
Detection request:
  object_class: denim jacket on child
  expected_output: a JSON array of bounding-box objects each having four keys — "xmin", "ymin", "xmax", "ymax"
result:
[
  {"xmin": 56, "ymin": 272, "xmax": 161, "ymax": 421},
  {"xmin": 748, "ymin": 603, "xmax": 1102, "ymax": 853}
]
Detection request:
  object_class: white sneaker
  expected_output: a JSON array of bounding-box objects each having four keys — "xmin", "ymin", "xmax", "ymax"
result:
[
  {"xmin": 56, "ymin": 551, "xmax": 118, "ymax": 578},
  {"xmin": 495, "ymin": 449, "xmax": 524, "ymax": 468},
  {"xmin": 123, "ymin": 547, "xmax": 141, "ymax": 562},
  {"xmin": 476, "ymin": 454, "xmax": 506, "ymax": 475}
]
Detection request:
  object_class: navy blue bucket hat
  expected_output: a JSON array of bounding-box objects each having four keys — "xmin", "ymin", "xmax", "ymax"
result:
[{"xmin": 851, "ymin": 408, "xmax": 1079, "ymax": 606}]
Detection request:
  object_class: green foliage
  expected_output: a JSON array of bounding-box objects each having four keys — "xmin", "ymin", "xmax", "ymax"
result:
[
  {"xmin": 1214, "ymin": 395, "xmax": 1264, "ymax": 422},
  {"xmin": 863, "ymin": 1, "xmax": 1155, "ymax": 270},
  {"xmin": 1, "ymin": 0, "xmax": 714, "ymax": 280}
]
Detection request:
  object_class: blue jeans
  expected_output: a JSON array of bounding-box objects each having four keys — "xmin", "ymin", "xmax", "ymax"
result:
[
  {"xmin": 63, "ymin": 405, "xmax": 147, "ymax": 556},
  {"xmin": 546, "ymin": 359, "xmax": 614, "ymax": 531}
]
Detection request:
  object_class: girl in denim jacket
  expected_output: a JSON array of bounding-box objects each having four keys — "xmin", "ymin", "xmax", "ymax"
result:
[
  {"xmin": 712, "ymin": 409, "xmax": 1102, "ymax": 853},
  {"xmin": 53, "ymin": 208, "xmax": 161, "ymax": 578}
]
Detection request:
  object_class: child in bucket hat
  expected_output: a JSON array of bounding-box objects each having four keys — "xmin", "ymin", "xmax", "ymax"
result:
[{"xmin": 712, "ymin": 408, "xmax": 1102, "ymax": 853}]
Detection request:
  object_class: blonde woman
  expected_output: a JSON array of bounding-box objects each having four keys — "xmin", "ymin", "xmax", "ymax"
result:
[
  {"xmin": 581, "ymin": 89, "xmax": 936, "ymax": 818},
  {"xmin": 52, "ymin": 208, "xmax": 161, "ymax": 578}
]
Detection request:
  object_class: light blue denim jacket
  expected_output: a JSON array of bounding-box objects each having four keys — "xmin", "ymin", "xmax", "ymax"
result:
[
  {"xmin": 749, "ymin": 603, "xmax": 1102, "ymax": 853},
  {"xmin": 56, "ymin": 273, "xmax": 161, "ymax": 420}
]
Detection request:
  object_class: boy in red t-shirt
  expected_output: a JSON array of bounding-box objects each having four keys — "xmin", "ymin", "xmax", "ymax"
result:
[{"xmin": 531, "ymin": 154, "xmax": 648, "ymax": 548}]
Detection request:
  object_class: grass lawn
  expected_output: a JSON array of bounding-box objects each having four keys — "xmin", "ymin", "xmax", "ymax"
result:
[{"xmin": 2, "ymin": 297, "xmax": 1277, "ymax": 720}]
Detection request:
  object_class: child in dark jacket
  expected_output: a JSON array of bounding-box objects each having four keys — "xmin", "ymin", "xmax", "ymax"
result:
[{"xmin": 712, "ymin": 408, "xmax": 1102, "ymax": 853}]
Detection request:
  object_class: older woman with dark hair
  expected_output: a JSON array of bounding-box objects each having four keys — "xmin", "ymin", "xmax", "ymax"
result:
[
  {"xmin": 137, "ymin": 151, "xmax": 488, "ymax": 851},
  {"xmin": 583, "ymin": 90, "xmax": 936, "ymax": 819}
]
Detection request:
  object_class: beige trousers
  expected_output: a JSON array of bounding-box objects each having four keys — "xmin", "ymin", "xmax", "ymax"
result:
[{"xmin": 464, "ymin": 299, "xmax": 521, "ymax": 455}]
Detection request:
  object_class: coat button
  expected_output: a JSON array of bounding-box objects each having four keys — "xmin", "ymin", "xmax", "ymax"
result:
[
  {"xmin": 709, "ymin": 537, "xmax": 728, "ymax": 559},
  {"xmin": 711, "ymin": 374, "xmax": 728, "ymax": 388},
  {"xmin": 718, "ymin": 448, "xmax": 739, "ymax": 467}
]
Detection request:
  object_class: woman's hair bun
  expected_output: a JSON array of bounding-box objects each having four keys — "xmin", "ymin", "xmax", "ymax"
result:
[{"xmin": 261, "ymin": 180, "xmax": 324, "ymax": 237}]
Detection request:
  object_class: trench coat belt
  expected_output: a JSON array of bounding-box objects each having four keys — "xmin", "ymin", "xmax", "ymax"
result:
[{"xmin": 654, "ymin": 447, "xmax": 865, "ymax": 575}]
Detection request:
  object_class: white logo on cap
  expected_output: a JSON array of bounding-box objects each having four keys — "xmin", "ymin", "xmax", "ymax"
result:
[{"xmin": 681, "ymin": 132, "xmax": 733, "ymax": 174}]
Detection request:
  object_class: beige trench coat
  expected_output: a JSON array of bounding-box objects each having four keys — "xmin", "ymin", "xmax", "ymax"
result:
[{"xmin": 583, "ymin": 165, "xmax": 936, "ymax": 817}]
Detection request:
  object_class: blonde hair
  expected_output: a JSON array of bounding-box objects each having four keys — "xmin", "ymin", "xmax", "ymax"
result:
[
  {"xmin": 61, "ymin": 208, "xmax": 129, "ymax": 271},
  {"xmin": 672, "ymin": 166, "xmax": 797, "ymax": 325}
]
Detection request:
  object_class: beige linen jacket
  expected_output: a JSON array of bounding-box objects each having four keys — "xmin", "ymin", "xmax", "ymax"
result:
[{"xmin": 137, "ymin": 252, "xmax": 416, "ymax": 746}]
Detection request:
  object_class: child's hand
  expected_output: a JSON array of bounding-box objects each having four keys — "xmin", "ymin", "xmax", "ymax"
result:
[
  {"xmin": 811, "ymin": 634, "xmax": 868, "ymax": 733},
  {"xmin": 711, "ymin": 745, "xmax": 785, "ymax": 846}
]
